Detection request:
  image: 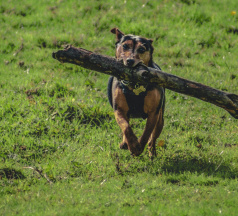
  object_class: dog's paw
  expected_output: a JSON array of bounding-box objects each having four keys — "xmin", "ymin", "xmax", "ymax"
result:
[
  {"xmin": 129, "ymin": 142, "xmax": 144, "ymax": 156},
  {"xmin": 119, "ymin": 142, "xmax": 128, "ymax": 150}
]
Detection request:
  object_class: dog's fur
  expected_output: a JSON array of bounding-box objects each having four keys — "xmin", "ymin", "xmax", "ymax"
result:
[{"xmin": 108, "ymin": 28, "xmax": 165, "ymax": 157}]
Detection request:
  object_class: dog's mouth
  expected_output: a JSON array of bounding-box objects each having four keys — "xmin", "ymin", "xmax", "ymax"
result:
[{"xmin": 117, "ymin": 58, "xmax": 143, "ymax": 68}]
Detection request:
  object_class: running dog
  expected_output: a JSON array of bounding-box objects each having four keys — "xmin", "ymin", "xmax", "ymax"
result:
[{"xmin": 108, "ymin": 28, "xmax": 165, "ymax": 157}]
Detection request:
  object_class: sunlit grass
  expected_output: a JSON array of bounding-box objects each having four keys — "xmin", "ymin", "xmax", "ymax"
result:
[{"xmin": 0, "ymin": 0, "xmax": 238, "ymax": 215}]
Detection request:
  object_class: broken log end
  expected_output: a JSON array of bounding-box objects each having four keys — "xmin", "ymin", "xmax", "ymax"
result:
[
  {"xmin": 52, "ymin": 52, "xmax": 57, "ymax": 59},
  {"xmin": 226, "ymin": 109, "xmax": 238, "ymax": 119},
  {"xmin": 227, "ymin": 94, "xmax": 238, "ymax": 107}
]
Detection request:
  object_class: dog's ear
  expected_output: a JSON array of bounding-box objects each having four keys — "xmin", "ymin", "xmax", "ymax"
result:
[
  {"xmin": 147, "ymin": 39, "xmax": 154, "ymax": 54},
  {"xmin": 111, "ymin": 28, "xmax": 125, "ymax": 42}
]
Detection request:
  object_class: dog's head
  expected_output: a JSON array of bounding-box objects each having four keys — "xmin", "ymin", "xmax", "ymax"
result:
[{"xmin": 111, "ymin": 28, "xmax": 154, "ymax": 67}]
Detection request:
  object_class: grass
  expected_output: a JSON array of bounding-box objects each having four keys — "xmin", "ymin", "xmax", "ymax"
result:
[{"xmin": 0, "ymin": 0, "xmax": 238, "ymax": 215}]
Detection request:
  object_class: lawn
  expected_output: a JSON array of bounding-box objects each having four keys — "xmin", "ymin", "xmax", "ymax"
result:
[{"xmin": 0, "ymin": 0, "xmax": 238, "ymax": 215}]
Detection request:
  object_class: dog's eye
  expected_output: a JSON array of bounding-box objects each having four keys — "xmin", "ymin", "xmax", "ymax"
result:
[
  {"xmin": 137, "ymin": 47, "xmax": 146, "ymax": 53},
  {"xmin": 123, "ymin": 44, "xmax": 129, "ymax": 50}
]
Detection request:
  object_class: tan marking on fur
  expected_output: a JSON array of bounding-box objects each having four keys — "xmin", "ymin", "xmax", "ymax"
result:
[
  {"xmin": 135, "ymin": 42, "xmax": 151, "ymax": 66},
  {"xmin": 143, "ymin": 89, "xmax": 162, "ymax": 114},
  {"xmin": 137, "ymin": 51, "xmax": 151, "ymax": 66},
  {"xmin": 112, "ymin": 87, "xmax": 129, "ymax": 112}
]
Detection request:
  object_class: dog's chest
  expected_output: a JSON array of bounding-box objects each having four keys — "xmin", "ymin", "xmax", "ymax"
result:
[{"xmin": 120, "ymin": 82, "xmax": 148, "ymax": 119}]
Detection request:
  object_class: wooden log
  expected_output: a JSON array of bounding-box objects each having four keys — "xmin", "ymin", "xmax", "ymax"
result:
[{"xmin": 52, "ymin": 45, "xmax": 238, "ymax": 119}]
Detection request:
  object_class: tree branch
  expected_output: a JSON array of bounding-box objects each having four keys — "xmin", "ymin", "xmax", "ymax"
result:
[{"xmin": 52, "ymin": 45, "xmax": 238, "ymax": 119}]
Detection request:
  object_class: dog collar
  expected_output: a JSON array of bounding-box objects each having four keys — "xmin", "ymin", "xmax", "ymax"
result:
[{"xmin": 121, "ymin": 80, "xmax": 146, "ymax": 96}]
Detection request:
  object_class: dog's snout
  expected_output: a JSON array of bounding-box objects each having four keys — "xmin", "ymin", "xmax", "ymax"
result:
[{"xmin": 126, "ymin": 59, "xmax": 135, "ymax": 67}]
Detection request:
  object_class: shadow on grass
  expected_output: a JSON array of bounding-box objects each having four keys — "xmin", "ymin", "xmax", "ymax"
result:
[
  {"xmin": 158, "ymin": 156, "xmax": 236, "ymax": 179},
  {"xmin": 59, "ymin": 105, "xmax": 112, "ymax": 125},
  {"xmin": 0, "ymin": 168, "xmax": 25, "ymax": 180},
  {"xmin": 113, "ymin": 149, "xmax": 238, "ymax": 179}
]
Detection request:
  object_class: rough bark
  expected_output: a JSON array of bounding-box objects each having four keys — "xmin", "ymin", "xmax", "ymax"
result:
[{"xmin": 52, "ymin": 45, "xmax": 238, "ymax": 119}]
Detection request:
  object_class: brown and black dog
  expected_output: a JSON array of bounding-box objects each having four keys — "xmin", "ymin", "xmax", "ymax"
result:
[{"xmin": 108, "ymin": 28, "xmax": 165, "ymax": 157}]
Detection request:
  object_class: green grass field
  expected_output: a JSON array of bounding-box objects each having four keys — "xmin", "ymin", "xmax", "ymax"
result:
[{"xmin": 0, "ymin": 0, "xmax": 238, "ymax": 215}]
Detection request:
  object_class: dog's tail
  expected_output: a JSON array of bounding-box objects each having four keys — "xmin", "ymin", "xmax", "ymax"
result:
[{"xmin": 107, "ymin": 76, "xmax": 114, "ymax": 107}]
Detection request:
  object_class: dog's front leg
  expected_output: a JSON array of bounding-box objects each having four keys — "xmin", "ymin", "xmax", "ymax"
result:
[
  {"xmin": 114, "ymin": 110, "xmax": 142, "ymax": 156},
  {"xmin": 113, "ymin": 87, "xmax": 143, "ymax": 156}
]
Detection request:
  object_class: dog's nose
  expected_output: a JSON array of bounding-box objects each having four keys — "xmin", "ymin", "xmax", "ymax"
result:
[{"xmin": 126, "ymin": 59, "xmax": 135, "ymax": 67}]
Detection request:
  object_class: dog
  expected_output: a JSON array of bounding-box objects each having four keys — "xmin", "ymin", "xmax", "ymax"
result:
[{"xmin": 107, "ymin": 28, "xmax": 165, "ymax": 157}]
